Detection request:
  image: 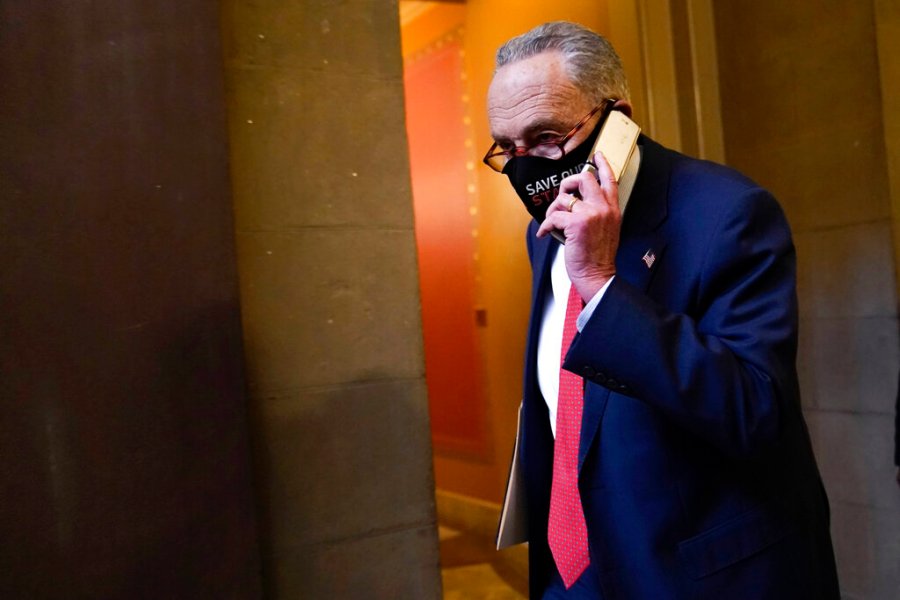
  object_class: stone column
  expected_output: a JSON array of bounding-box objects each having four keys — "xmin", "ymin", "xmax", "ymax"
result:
[{"xmin": 220, "ymin": 1, "xmax": 441, "ymax": 597}]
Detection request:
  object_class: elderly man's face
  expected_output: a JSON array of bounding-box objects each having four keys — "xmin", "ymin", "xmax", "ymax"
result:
[{"xmin": 487, "ymin": 51, "xmax": 597, "ymax": 157}]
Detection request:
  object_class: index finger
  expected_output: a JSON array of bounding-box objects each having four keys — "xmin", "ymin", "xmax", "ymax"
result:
[
  {"xmin": 558, "ymin": 168, "xmax": 603, "ymax": 203},
  {"xmin": 591, "ymin": 150, "xmax": 618, "ymax": 190}
]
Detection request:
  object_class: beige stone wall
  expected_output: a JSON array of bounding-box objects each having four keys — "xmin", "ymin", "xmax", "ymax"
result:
[
  {"xmin": 877, "ymin": 0, "xmax": 900, "ymax": 286},
  {"xmin": 714, "ymin": 2, "xmax": 900, "ymax": 598},
  {"xmin": 221, "ymin": 1, "xmax": 441, "ymax": 597}
]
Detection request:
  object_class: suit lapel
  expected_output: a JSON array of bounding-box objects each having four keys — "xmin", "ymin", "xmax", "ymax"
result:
[
  {"xmin": 522, "ymin": 223, "xmax": 557, "ymax": 417},
  {"xmin": 614, "ymin": 136, "xmax": 671, "ymax": 293},
  {"xmin": 578, "ymin": 137, "xmax": 672, "ymax": 472},
  {"xmin": 529, "ymin": 228, "xmax": 556, "ymax": 318},
  {"xmin": 615, "ymin": 233, "xmax": 667, "ymax": 292}
]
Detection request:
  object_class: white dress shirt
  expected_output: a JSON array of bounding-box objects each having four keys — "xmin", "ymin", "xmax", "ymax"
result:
[{"xmin": 536, "ymin": 148, "xmax": 642, "ymax": 437}]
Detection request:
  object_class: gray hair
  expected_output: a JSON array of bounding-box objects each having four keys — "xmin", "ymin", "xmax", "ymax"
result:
[{"xmin": 495, "ymin": 21, "xmax": 630, "ymax": 103}]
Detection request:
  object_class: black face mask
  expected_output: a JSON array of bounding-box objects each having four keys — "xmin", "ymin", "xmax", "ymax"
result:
[{"xmin": 501, "ymin": 115, "xmax": 605, "ymax": 226}]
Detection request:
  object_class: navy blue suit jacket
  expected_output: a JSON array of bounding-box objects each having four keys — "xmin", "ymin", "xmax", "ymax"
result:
[{"xmin": 518, "ymin": 136, "xmax": 839, "ymax": 598}]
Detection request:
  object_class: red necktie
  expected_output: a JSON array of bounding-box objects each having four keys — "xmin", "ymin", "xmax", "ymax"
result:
[{"xmin": 547, "ymin": 283, "xmax": 590, "ymax": 588}]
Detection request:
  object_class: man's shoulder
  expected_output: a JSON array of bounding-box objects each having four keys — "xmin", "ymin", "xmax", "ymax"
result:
[
  {"xmin": 644, "ymin": 136, "xmax": 760, "ymax": 195},
  {"xmin": 642, "ymin": 136, "xmax": 778, "ymax": 217}
]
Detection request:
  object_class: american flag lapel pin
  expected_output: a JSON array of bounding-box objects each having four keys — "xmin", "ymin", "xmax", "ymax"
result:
[{"xmin": 641, "ymin": 249, "xmax": 656, "ymax": 269}]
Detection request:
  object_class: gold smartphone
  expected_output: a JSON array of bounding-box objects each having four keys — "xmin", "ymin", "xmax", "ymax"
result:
[
  {"xmin": 582, "ymin": 110, "xmax": 641, "ymax": 182},
  {"xmin": 550, "ymin": 110, "xmax": 640, "ymax": 244}
]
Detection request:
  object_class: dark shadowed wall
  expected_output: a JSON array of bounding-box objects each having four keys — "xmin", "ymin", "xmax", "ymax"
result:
[{"xmin": 0, "ymin": 0, "xmax": 261, "ymax": 597}]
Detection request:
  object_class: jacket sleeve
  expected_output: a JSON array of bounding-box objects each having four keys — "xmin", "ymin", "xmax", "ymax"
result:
[{"xmin": 563, "ymin": 188, "xmax": 798, "ymax": 459}]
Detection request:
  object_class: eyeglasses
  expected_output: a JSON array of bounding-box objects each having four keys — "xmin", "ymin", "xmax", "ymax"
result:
[{"xmin": 482, "ymin": 100, "xmax": 613, "ymax": 173}]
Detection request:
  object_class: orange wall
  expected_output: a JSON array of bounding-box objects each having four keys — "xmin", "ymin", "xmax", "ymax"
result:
[
  {"xmin": 401, "ymin": 3, "xmax": 467, "ymax": 58},
  {"xmin": 404, "ymin": 1, "xmax": 635, "ymax": 503},
  {"xmin": 404, "ymin": 29, "xmax": 490, "ymax": 457}
]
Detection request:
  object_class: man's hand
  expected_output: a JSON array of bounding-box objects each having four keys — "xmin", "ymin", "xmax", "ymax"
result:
[{"xmin": 536, "ymin": 151, "xmax": 622, "ymax": 302}]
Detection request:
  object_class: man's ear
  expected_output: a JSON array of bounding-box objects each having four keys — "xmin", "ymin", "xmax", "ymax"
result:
[{"xmin": 612, "ymin": 99, "xmax": 633, "ymax": 118}]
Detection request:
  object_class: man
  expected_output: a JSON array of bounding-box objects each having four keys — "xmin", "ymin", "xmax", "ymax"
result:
[{"xmin": 486, "ymin": 22, "xmax": 839, "ymax": 598}]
